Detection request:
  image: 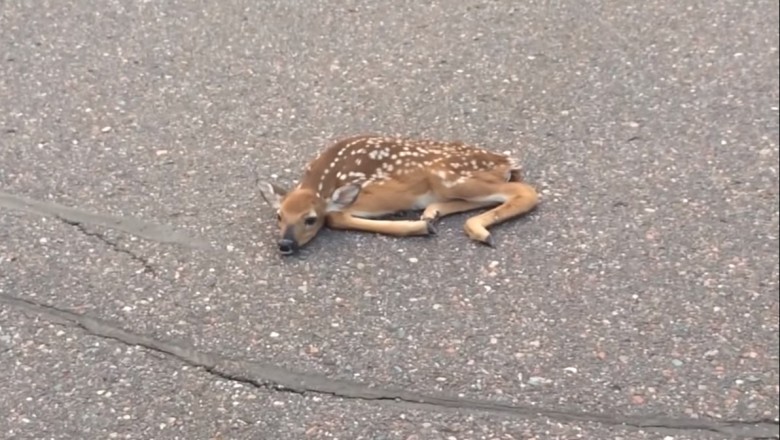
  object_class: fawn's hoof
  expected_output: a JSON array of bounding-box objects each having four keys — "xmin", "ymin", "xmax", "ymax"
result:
[
  {"xmin": 425, "ymin": 219, "xmax": 438, "ymax": 235},
  {"xmin": 479, "ymin": 234, "xmax": 495, "ymax": 247}
]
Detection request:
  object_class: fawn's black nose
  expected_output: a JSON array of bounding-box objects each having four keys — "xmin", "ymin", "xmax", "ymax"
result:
[{"xmin": 277, "ymin": 238, "xmax": 297, "ymax": 255}]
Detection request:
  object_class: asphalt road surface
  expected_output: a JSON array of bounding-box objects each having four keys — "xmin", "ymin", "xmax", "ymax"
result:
[{"xmin": 1, "ymin": 1, "xmax": 778, "ymax": 439}]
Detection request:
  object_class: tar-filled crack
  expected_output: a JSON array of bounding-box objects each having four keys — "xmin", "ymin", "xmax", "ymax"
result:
[
  {"xmin": 2, "ymin": 294, "xmax": 777, "ymax": 440},
  {"xmin": 57, "ymin": 217, "xmax": 155, "ymax": 275}
]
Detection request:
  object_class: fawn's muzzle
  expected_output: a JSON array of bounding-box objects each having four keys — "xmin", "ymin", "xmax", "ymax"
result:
[{"xmin": 277, "ymin": 238, "xmax": 298, "ymax": 255}]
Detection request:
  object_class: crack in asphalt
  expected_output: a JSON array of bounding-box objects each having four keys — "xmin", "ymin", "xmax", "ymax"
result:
[
  {"xmin": 1, "ymin": 294, "xmax": 777, "ymax": 439},
  {"xmin": 57, "ymin": 217, "xmax": 156, "ymax": 275},
  {"xmin": 0, "ymin": 191, "xmax": 211, "ymax": 250}
]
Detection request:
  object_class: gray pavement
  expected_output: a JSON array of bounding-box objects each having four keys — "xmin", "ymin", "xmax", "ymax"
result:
[{"xmin": 1, "ymin": 0, "xmax": 778, "ymax": 439}]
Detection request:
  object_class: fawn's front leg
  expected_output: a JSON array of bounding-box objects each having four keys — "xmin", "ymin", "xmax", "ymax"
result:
[
  {"xmin": 326, "ymin": 212, "xmax": 436, "ymax": 237},
  {"xmin": 421, "ymin": 200, "xmax": 498, "ymax": 222}
]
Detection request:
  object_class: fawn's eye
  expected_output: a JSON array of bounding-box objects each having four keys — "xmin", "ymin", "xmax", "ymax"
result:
[
  {"xmin": 304, "ymin": 216, "xmax": 318, "ymax": 226},
  {"xmin": 276, "ymin": 212, "xmax": 282, "ymax": 222}
]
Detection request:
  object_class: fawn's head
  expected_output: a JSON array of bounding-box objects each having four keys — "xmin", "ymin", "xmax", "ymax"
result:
[{"xmin": 258, "ymin": 181, "xmax": 363, "ymax": 255}]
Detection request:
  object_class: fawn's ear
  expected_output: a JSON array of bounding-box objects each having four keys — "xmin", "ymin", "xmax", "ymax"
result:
[
  {"xmin": 258, "ymin": 181, "xmax": 287, "ymax": 209},
  {"xmin": 326, "ymin": 182, "xmax": 362, "ymax": 212}
]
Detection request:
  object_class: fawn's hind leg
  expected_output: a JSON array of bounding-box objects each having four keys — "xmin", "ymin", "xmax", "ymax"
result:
[
  {"xmin": 428, "ymin": 166, "xmax": 539, "ymax": 246},
  {"xmin": 462, "ymin": 181, "xmax": 538, "ymax": 245},
  {"xmin": 436, "ymin": 178, "xmax": 537, "ymax": 246}
]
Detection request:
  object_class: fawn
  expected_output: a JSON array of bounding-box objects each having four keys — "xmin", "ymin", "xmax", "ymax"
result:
[{"xmin": 259, "ymin": 134, "xmax": 539, "ymax": 255}]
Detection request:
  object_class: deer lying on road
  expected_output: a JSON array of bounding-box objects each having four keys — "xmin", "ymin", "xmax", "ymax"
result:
[{"xmin": 259, "ymin": 135, "xmax": 539, "ymax": 255}]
